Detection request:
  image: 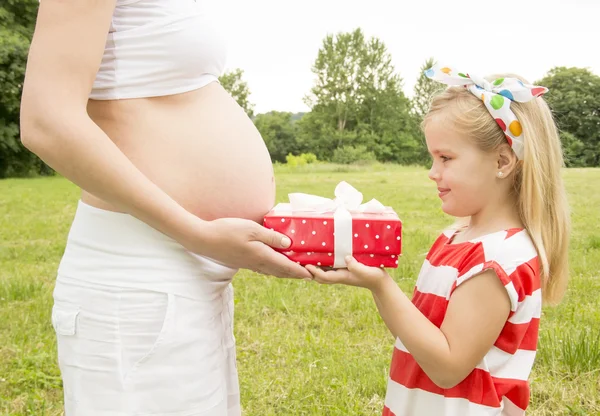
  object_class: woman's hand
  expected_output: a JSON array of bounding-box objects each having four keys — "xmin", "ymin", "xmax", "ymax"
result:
[
  {"xmin": 185, "ymin": 217, "xmax": 312, "ymax": 279},
  {"xmin": 305, "ymin": 256, "xmax": 391, "ymax": 291}
]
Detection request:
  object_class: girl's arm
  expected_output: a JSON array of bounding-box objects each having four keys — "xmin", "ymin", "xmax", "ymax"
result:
[{"xmin": 307, "ymin": 258, "xmax": 510, "ymax": 388}]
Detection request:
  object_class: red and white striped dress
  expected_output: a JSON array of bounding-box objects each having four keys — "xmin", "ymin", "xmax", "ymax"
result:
[{"xmin": 383, "ymin": 228, "xmax": 541, "ymax": 416}]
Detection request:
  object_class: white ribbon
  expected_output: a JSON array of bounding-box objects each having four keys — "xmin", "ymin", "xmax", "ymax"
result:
[{"xmin": 274, "ymin": 181, "xmax": 387, "ymax": 267}]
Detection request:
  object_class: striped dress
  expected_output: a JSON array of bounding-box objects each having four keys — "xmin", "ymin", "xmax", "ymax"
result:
[{"xmin": 383, "ymin": 228, "xmax": 541, "ymax": 416}]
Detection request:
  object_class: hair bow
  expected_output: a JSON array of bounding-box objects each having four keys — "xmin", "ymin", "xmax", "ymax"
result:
[{"xmin": 425, "ymin": 63, "xmax": 548, "ymax": 159}]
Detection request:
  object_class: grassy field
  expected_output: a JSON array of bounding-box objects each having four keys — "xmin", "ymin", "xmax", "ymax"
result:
[{"xmin": 0, "ymin": 164, "xmax": 599, "ymax": 415}]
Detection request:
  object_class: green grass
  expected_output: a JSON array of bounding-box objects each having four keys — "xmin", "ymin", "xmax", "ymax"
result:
[{"xmin": 1, "ymin": 164, "xmax": 599, "ymax": 415}]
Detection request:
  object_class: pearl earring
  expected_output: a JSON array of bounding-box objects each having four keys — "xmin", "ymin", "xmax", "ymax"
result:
[{"xmin": 497, "ymin": 171, "xmax": 504, "ymax": 178}]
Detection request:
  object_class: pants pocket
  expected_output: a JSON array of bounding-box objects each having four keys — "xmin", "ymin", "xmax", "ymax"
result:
[
  {"xmin": 119, "ymin": 292, "xmax": 175, "ymax": 385},
  {"xmin": 51, "ymin": 303, "xmax": 82, "ymax": 405},
  {"xmin": 52, "ymin": 304, "xmax": 80, "ymax": 336}
]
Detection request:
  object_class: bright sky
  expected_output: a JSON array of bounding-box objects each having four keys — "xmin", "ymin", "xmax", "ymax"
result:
[{"xmin": 213, "ymin": 0, "xmax": 600, "ymax": 115}]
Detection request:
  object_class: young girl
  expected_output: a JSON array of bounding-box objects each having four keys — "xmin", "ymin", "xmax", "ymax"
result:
[{"xmin": 306, "ymin": 64, "xmax": 570, "ymax": 415}]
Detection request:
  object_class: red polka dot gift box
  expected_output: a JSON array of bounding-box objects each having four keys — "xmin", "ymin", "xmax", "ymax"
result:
[{"xmin": 263, "ymin": 181, "xmax": 402, "ymax": 268}]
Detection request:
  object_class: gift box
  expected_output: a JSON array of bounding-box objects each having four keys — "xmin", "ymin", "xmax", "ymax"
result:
[{"xmin": 263, "ymin": 181, "xmax": 402, "ymax": 268}]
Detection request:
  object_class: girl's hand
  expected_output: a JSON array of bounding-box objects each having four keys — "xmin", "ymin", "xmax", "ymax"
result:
[{"xmin": 305, "ymin": 256, "xmax": 391, "ymax": 291}]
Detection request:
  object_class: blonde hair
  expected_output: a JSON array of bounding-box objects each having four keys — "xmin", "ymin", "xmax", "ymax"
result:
[{"xmin": 422, "ymin": 75, "xmax": 570, "ymax": 305}]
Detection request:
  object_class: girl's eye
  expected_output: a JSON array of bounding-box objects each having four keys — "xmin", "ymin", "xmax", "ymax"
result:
[{"xmin": 440, "ymin": 155, "xmax": 451, "ymax": 162}]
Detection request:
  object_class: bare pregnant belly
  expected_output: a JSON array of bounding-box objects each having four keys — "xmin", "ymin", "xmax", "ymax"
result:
[{"xmin": 84, "ymin": 82, "xmax": 275, "ymax": 223}]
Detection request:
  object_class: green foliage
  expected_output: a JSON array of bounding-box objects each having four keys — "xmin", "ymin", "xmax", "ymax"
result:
[
  {"xmin": 536, "ymin": 67, "xmax": 600, "ymax": 167},
  {"xmin": 254, "ymin": 112, "xmax": 301, "ymax": 163},
  {"xmin": 331, "ymin": 145, "xmax": 375, "ymax": 165},
  {"xmin": 0, "ymin": 0, "xmax": 39, "ymax": 37},
  {"xmin": 285, "ymin": 152, "xmax": 318, "ymax": 167},
  {"xmin": 411, "ymin": 57, "xmax": 445, "ymax": 119},
  {"xmin": 218, "ymin": 68, "xmax": 255, "ymax": 118},
  {"xmin": 0, "ymin": 1, "xmax": 56, "ymax": 177},
  {"xmin": 0, "ymin": 27, "xmax": 51, "ymax": 178},
  {"xmin": 300, "ymin": 28, "xmax": 422, "ymax": 164},
  {"xmin": 560, "ymin": 131, "xmax": 587, "ymax": 167}
]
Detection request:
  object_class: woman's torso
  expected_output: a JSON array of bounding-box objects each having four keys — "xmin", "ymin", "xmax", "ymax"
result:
[{"xmin": 83, "ymin": 0, "xmax": 275, "ymax": 223}]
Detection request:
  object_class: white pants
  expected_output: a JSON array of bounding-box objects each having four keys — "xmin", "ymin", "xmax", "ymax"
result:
[{"xmin": 52, "ymin": 201, "xmax": 240, "ymax": 415}]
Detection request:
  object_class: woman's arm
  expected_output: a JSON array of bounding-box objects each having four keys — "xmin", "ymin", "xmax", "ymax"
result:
[{"xmin": 20, "ymin": 0, "xmax": 310, "ymax": 279}]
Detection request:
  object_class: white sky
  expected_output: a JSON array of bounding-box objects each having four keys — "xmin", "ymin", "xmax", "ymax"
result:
[{"xmin": 212, "ymin": 0, "xmax": 600, "ymax": 114}]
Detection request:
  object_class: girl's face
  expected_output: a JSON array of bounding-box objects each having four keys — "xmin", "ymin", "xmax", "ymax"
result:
[{"xmin": 425, "ymin": 119, "xmax": 501, "ymax": 219}]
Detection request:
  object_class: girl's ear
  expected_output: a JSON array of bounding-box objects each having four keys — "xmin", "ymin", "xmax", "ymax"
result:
[{"xmin": 497, "ymin": 143, "xmax": 519, "ymax": 176}]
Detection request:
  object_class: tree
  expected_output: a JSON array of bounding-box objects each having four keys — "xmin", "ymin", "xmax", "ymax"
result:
[
  {"xmin": 559, "ymin": 131, "xmax": 586, "ymax": 167},
  {"xmin": 301, "ymin": 28, "xmax": 418, "ymax": 163},
  {"xmin": 0, "ymin": 30, "xmax": 30, "ymax": 177},
  {"xmin": 0, "ymin": 0, "xmax": 52, "ymax": 177},
  {"xmin": 219, "ymin": 69, "xmax": 255, "ymax": 118},
  {"xmin": 0, "ymin": 0, "xmax": 39, "ymax": 36},
  {"xmin": 296, "ymin": 110, "xmax": 339, "ymax": 160},
  {"xmin": 304, "ymin": 29, "xmax": 367, "ymax": 135},
  {"xmin": 411, "ymin": 57, "xmax": 445, "ymax": 119},
  {"xmin": 536, "ymin": 67, "xmax": 600, "ymax": 167},
  {"xmin": 253, "ymin": 112, "xmax": 301, "ymax": 163}
]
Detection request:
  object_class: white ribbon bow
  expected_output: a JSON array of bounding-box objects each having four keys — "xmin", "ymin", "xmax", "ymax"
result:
[{"xmin": 287, "ymin": 181, "xmax": 386, "ymax": 214}]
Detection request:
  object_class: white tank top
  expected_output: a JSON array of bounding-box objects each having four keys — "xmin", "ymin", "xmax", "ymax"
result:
[{"xmin": 90, "ymin": 0, "xmax": 227, "ymax": 100}]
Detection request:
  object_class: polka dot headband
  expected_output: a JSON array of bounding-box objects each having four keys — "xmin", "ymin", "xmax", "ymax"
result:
[{"xmin": 425, "ymin": 64, "xmax": 548, "ymax": 160}]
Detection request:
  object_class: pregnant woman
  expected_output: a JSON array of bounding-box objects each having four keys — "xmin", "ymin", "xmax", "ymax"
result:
[{"xmin": 20, "ymin": 0, "xmax": 310, "ymax": 415}]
